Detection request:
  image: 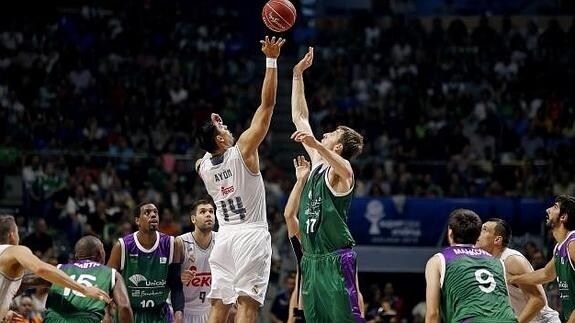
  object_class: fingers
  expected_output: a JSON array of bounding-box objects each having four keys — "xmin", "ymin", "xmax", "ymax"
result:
[
  {"xmin": 293, "ymin": 158, "xmax": 298, "ymax": 169},
  {"xmin": 260, "ymin": 36, "xmax": 285, "ymax": 46}
]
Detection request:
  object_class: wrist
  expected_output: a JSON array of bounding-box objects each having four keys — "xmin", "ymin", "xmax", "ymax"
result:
[{"xmin": 266, "ymin": 57, "xmax": 277, "ymax": 68}]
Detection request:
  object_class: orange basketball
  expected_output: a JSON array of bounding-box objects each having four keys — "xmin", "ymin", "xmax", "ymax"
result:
[{"xmin": 262, "ymin": 0, "xmax": 297, "ymax": 33}]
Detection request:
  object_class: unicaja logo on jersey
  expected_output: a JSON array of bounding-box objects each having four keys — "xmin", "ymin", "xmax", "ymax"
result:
[
  {"xmin": 128, "ymin": 274, "xmax": 166, "ymax": 287},
  {"xmin": 129, "ymin": 274, "xmax": 147, "ymax": 286}
]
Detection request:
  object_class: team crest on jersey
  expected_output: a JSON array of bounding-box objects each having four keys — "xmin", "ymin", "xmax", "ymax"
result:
[
  {"xmin": 159, "ymin": 257, "xmax": 167, "ymax": 264},
  {"xmin": 129, "ymin": 274, "xmax": 147, "ymax": 286}
]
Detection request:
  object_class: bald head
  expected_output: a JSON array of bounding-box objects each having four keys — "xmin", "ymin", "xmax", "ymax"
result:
[{"xmin": 74, "ymin": 235, "xmax": 105, "ymax": 264}]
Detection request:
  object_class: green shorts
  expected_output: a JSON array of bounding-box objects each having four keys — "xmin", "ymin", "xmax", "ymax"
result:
[{"xmin": 300, "ymin": 249, "xmax": 365, "ymax": 323}]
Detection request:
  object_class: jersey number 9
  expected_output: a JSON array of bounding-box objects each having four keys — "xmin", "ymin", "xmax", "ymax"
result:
[{"xmin": 474, "ymin": 269, "xmax": 496, "ymax": 293}]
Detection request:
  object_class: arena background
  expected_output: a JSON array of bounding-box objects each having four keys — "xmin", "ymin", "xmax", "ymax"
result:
[{"xmin": 1, "ymin": 0, "xmax": 574, "ymax": 321}]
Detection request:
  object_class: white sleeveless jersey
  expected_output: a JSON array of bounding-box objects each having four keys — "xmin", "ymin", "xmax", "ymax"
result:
[
  {"xmin": 0, "ymin": 245, "xmax": 23, "ymax": 320},
  {"xmin": 501, "ymin": 248, "xmax": 560, "ymax": 323},
  {"xmin": 198, "ymin": 145, "xmax": 267, "ymax": 228},
  {"xmin": 179, "ymin": 232, "xmax": 216, "ymax": 315}
]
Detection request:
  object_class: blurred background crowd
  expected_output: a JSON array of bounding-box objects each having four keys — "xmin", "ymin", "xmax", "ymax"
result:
[{"xmin": 1, "ymin": 0, "xmax": 574, "ymax": 321}]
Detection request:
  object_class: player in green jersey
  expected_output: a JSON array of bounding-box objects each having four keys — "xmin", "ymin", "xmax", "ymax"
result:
[
  {"xmin": 291, "ymin": 47, "xmax": 366, "ymax": 322},
  {"xmin": 108, "ymin": 202, "xmax": 185, "ymax": 323},
  {"xmin": 43, "ymin": 235, "xmax": 133, "ymax": 323},
  {"xmin": 425, "ymin": 209, "xmax": 518, "ymax": 323},
  {"xmin": 510, "ymin": 195, "xmax": 575, "ymax": 322},
  {"xmin": 0, "ymin": 215, "xmax": 111, "ymax": 321}
]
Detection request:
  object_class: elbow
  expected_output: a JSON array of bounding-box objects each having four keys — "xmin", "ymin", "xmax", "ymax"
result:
[{"xmin": 426, "ymin": 311, "xmax": 440, "ymax": 323}]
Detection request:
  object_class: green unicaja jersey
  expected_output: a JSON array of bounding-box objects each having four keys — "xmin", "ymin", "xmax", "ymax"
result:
[
  {"xmin": 554, "ymin": 231, "xmax": 575, "ymax": 321},
  {"xmin": 44, "ymin": 260, "xmax": 113, "ymax": 322},
  {"xmin": 120, "ymin": 231, "xmax": 174, "ymax": 312},
  {"xmin": 298, "ymin": 164, "xmax": 355, "ymax": 255},
  {"xmin": 439, "ymin": 245, "xmax": 517, "ymax": 323}
]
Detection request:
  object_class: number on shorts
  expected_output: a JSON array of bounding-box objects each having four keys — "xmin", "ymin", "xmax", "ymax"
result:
[
  {"xmin": 475, "ymin": 269, "xmax": 496, "ymax": 293},
  {"xmin": 140, "ymin": 299, "xmax": 155, "ymax": 308},
  {"xmin": 62, "ymin": 274, "xmax": 97, "ymax": 297},
  {"xmin": 199, "ymin": 291, "xmax": 206, "ymax": 303},
  {"xmin": 219, "ymin": 196, "xmax": 246, "ymax": 221},
  {"xmin": 306, "ymin": 218, "xmax": 317, "ymax": 234}
]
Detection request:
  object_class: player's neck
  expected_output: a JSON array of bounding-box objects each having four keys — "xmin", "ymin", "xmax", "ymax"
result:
[
  {"xmin": 136, "ymin": 230, "xmax": 158, "ymax": 249},
  {"xmin": 491, "ymin": 247, "xmax": 504, "ymax": 258},
  {"xmin": 553, "ymin": 226, "xmax": 572, "ymax": 244},
  {"xmin": 192, "ymin": 230, "xmax": 212, "ymax": 249}
]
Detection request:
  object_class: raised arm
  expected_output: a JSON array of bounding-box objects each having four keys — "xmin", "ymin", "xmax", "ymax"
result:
[
  {"xmin": 284, "ymin": 156, "xmax": 310, "ymax": 238},
  {"xmin": 425, "ymin": 255, "xmax": 442, "ymax": 323},
  {"xmin": 505, "ymin": 256, "xmax": 545, "ymax": 323},
  {"xmin": 237, "ymin": 36, "xmax": 285, "ymax": 171},
  {"xmin": 292, "ymin": 47, "xmax": 320, "ymax": 164},
  {"xmin": 9, "ymin": 246, "xmax": 111, "ymax": 303},
  {"xmin": 291, "ymin": 130, "xmax": 354, "ymax": 191},
  {"xmin": 112, "ymin": 271, "xmax": 134, "ymax": 323}
]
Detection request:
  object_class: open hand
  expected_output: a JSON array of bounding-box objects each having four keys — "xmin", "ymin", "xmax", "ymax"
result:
[
  {"xmin": 293, "ymin": 155, "xmax": 311, "ymax": 181},
  {"xmin": 260, "ymin": 36, "xmax": 286, "ymax": 58},
  {"xmin": 293, "ymin": 47, "xmax": 314, "ymax": 75}
]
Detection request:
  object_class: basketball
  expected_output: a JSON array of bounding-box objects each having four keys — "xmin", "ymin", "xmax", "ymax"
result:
[{"xmin": 262, "ymin": 0, "xmax": 297, "ymax": 33}]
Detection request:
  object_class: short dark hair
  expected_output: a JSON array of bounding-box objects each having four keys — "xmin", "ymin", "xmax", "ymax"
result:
[
  {"xmin": 133, "ymin": 202, "xmax": 149, "ymax": 218},
  {"xmin": 190, "ymin": 198, "xmax": 215, "ymax": 216},
  {"xmin": 198, "ymin": 121, "xmax": 218, "ymax": 153},
  {"xmin": 556, "ymin": 195, "xmax": 575, "ymax": 230},
  {"xmin": 0, "ymin": 215, "xmax": 16, "ymax": 244},
  {"xmin": 487, "ymin": 218, "xmax": 512, "ymax": 247},
  {"xmin": 337, "ymin": 126, "xmax": 364, "ymax": 160},
  {"xmin": 448, "ymin": 209, "xmax": 482, "ymax": 244},
  {"xmin": 74, "ymin": 235, "xmax": 102, "ymax": 260}
]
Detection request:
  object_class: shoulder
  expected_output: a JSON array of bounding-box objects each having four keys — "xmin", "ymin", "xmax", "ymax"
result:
[{"xmin": 178, "ymin": 232, "xmax": 192, "ymax": 241}]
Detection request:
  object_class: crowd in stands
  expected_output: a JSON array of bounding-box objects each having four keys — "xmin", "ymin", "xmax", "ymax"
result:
[{"xmin": 1, "ymin": 1, "xmax": 575, "ymax": 321}]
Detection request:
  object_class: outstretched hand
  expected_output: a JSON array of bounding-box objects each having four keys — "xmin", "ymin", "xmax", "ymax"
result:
[
  {"xmin": 293, "ymin": 155, "xmax": 311, "ymax": 181},
  {"xmin": 83, "ymin": 286, "xmax": 112, "ymax": 304},
  {"xmin": 293, "ymin": 47, "xmax": 314, "ymax": 75},
  {"xmin": 291, "ymin": 130, "xmax": 320, "ymax": 149},
  {"xmin": 260, "ymin": 36, "xmax": 286, "ymax": 59}
]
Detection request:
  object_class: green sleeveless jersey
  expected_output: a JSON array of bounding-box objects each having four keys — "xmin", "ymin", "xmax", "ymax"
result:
[
  {"xmin": 439, "ymin": 245, "xmax": 517, "ymax": 323},
  {"xmin": 298, "ymin": 164, "xmax": 355, "ymax": 255},
  {"xmin": 44, "ymin": 260, "xmax": 113, "ymax": 322},
  {"xmin": 120, "ymin": 231, "xmax": 174, "ymax": 312},
  {"xmin": 554, "ymin": 231, "xmax": 575, "ymax": 321}
]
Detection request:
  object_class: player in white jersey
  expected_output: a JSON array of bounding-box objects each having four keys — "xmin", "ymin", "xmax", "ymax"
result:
[
  {"xmin": 476, "ymin": 218, "xmax": 561, "ymax": 323},
  {"xmin": 195, "ymin": 36, "xmax": 285, "ymax": 323},
  {"xmin": 0, "ymin": 215, "xmax": 111, "ymax": 321},
  {"xmin": 180, "ymin": 199, "xmax": 217, "ymax": 323}
]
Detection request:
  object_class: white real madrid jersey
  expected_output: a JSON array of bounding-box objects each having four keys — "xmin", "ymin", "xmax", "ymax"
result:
[
  {"xmin": 197, "ymin": 145, "xmax": 267, "ymax": 228},
  {"xmin": 179, "ymin": 232, "xmax": 216, "ymax": 314}
]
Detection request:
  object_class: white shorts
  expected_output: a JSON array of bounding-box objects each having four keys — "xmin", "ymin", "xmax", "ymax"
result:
[
  {"xmin": 183, "ymin": 311, "xmax": 209, "ymax": 323},
  {"xmin": 208, "ymin": 226, "xmax": 271, "ymax": 306}
]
